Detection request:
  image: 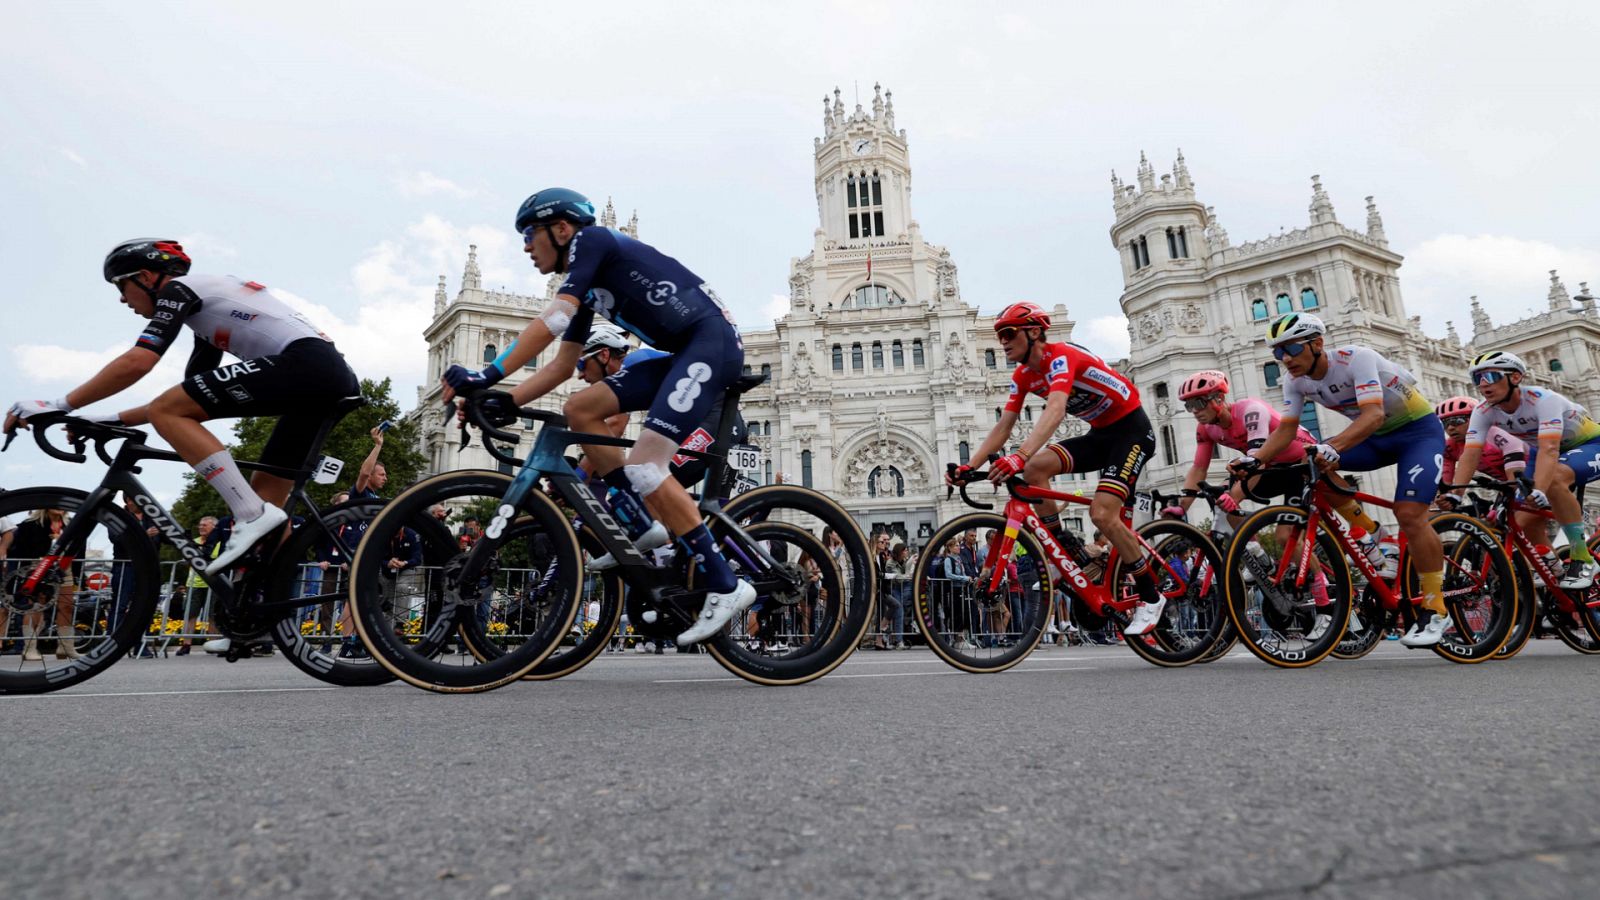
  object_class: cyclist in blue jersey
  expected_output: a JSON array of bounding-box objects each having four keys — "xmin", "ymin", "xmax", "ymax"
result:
[{"xmin": 441, "ymin": 188, "xmax": 751, "ymax": 644}]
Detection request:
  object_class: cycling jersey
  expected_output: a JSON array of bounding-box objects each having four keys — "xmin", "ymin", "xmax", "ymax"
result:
[
  {"xmin": 607, "ymin": 348, "xmax": 748, "ymax": 488},
  {"xmin": 1443, "ymin": 427, "xmax": 1525, "ymax": 483},
  {"xmin": 1193, "ymin": 397, "xmax": 1315, "ymax": 468},
  {"xmin": 1281, "ymin": 345, "xmax": 1433, "ymax": 435},
  {"xmin": 1464, "ymin": 387, "xmax": 1600, "ymax": 452},
  {"xmin": 1005, "ymin": 342, "xmax": 1141, "ymax": 427},
  {"xmin": 558, "ymin": 227, "xmax": 739, "ymax": 353},
  {"xmin": 137, "ymin": 274, "xmax": 330, "ymax": 372}
]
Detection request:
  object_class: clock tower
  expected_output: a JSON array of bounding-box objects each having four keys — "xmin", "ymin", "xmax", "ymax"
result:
[{"xmin": 814, "ymin": 83, "xmax": 912, "ymax": 243}]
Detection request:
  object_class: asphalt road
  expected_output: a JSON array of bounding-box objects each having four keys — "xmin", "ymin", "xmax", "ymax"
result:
[{"xmin": 3, "ymin": 640, "xmax": 1598, "ymax": 900}]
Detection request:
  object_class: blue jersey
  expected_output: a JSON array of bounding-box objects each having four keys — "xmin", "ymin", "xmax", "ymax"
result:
[
  {"xmin": 623, "ymin": 347, "xmax": 671, "ymax": 368},
  {"xmin": 558, "ymin": 227, "xmax": 736, "ymax": 352}
]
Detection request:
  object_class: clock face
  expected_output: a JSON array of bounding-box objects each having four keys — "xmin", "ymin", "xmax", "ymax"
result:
[{"xmin": 852, "ymin": 138, "xmax": 872, "ymax": 155}]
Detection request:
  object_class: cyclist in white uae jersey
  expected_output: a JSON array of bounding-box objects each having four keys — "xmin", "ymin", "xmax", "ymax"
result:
[
  {"xmin": 1444, "ymin": 350, "xmax": 1600, "ymax": 589},
  {"xmin": 1250, "ymin": 313, "xmax": 1452, "ymax": 647},
  {"xmin": 4, "ymin": 240, "xmax": 360, "ymax": 575}
]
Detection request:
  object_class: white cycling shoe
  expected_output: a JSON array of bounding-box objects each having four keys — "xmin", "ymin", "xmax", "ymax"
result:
[
  {"xmin": 1307, "ymin": 613, "xmax": 1335, "ymax": 642},
  {"xmin": 202, "ymin": 638, "xmax": 231, "ymax": 654},
  {"xmin": 205, "ymin": 505, "xmax": 288, "ymax": 575},
  {"xmin": 1399, "ymin": 611, "xmax": 1453, "ymax": 648},
  {"xmin": 1123, "ymin": 598, "xmax": 1167, "ymax": 636},
  {"xmin": 676, "ymin": 579, "xmax": 757, "ymax": 645},
  {"xmin": 589, "ymin": 521, "xmax": 671, "ymax": 572}
]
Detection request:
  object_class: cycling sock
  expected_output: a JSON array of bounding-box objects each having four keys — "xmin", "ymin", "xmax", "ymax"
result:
[
  {"xmin": 193, "ymin": 450, "xmax": 266, "ymax": 522},
  {"xmin": 1418, "ymin": 569, "xmax": 1446, "ymax": 616},
  {"xmin": 1311, "ymin": 569, "xmax": 1330, "ymax": 607},
  {"xmin": 1041, "ymin": 511, "xmax": 1069, "ymax": 540},
  {"xmin": 680, "ymin": 524, "xmax": 737, "ymax": 594},
  {"xmin": 1126, "ymin": 554, "xmax": 1159, "ymax": 600},
  {"xmin": 1562, "ymin": 525, "xmax": 1593, "ymax": 563},
  {"xmin": 602, "ymin": 470, "xmax": 655, "ymax": 539},
  {"xmin": 1333, "ymin": 500, "xmax": 1379, "ymax": 537}
]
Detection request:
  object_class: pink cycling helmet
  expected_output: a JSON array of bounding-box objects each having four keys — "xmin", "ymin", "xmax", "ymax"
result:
[
  {"xmin": 1179, "ymin": 370, "xmax": 1230, "ymax": 401},
  {"xmin": 1436, "ymin": 396, "xmax": 1477, "ymax": 419}
]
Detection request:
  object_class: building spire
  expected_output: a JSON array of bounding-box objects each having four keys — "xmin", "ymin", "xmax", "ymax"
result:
[
  {"xmin": 1446, "ymin": 320, "xmax": 1460, "ymax": 345},
  {"xmin": 463, "ymin": 244, "xmax": 481, "ymax": 291},
  {"xmin": 1205, "ymin": 206, "xmax": 1230, "ymax": 249},
  {"xmin": 883, "ymin": 88, "xmax": 895, "ymax": 130},
  {"xmin": 1136, "ymin": 151, "xmax": 1155, "ymax": 191},
  {"xmin": 1111, "ymin": 169, "xmax": 1124, "ymax": 210},
  {"xmin": 872, "ymin": 81, "xmax": 884, "ymax": 120},
  {"xmin": 823, "ymin": 94, "xmax": 835, "ymax": 135},
  {"xmin": 1470, "ymin": 295, "xmax": 1492, "ymax": 337},
  {"xmin": 1309, "ymin": 175, "xmax": 1335, "ymax": 225},
  {"xmin": 1365, "ymin": 196, "xmax": 1387, "ymax": 245},
  {"xmin": 434, "ymin": 275, "xmax": 448, "ymax": 315},
  {"xmin": 626, "ymin": 209, "xmax": 639, "ymax": 237},
  {"xmin": 1173, "ymin": 148, "xmax": 1191, "ymax": 190},
  {"xmin": 833, "ymin": 86, "xmax": 844, "ymax": 122},
  {"xmin": 1549, "ymin": 269, "xmax": 1572, "ymax": 310},
  {"xmin": 601, "ymin": 196, "xmax": 617, "ymax": 228}
]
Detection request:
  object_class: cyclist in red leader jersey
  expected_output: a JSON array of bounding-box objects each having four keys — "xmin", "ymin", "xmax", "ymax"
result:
[{"xmin": 949, "ymin": 302, "xmax": 1166, "ymax": 635}]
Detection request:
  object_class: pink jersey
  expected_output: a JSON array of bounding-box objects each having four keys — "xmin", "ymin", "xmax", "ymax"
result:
[
  {"xmin": 1193, "ymin": 397, "xmax": 1316, "ymax": 468},
  {"xmin": 1444, "ymin": 426, "xmax": 1525, "ymax": 483}
]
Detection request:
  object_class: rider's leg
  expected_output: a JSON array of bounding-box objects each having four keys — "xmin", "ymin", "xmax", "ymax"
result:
[
  {"xmin": 564, "ymin": 383, "xmax": 660, "ymax": 543},
  {"xmin": 1549, "ymin": 464, "xmax": 1592, "ymax": 563},
  {"xmin": 1394, "ymin": 500, "xmax": 1444, "ymax": 615},
  {"xmin": 148, "ymin": 386, "xmax": 269, "ymax": 523}
]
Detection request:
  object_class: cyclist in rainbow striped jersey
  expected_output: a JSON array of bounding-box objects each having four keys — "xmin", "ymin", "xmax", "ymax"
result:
[
  {"xmin": 1442, "ymin": 351, "xmax": 1600, "ymax": 589},
  {"xmin": 1249, "ymin": 313, "xmax": 1452, "ymax": 647}
]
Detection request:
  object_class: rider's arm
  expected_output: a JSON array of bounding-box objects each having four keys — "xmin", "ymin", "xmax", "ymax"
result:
[
  {"xmin": 508, "ymin": 340, "xmax": 583, "ymax": 405},
  {"xmin": 62, "ymin": 347, "xmax": 160, "ymax": 412},
  {"xmin": 1179, "ymin": 464, "xmax": 1207, "ymax": 511},
  {"xmin": 1251, "ymin": 417, "xmax": 1301, "ymax": 466},
  {"xmin": 969, "ymin": 410, "xmax": 1021, "ymax": 463},
  {"xmin": 1018, "ymin": 391, "xmax": 1068, "ymax": 460},
  {"xmin": 1328, "ymin": 403, "xmax": 1386, "ymax": 453},
  {"xmin": 490, "ymin": 296, "xmax": 580, "ymax": 375},
  {"xmin": 1532, "ymin": 432, "xmax": 1561, "ymax": 493},
  {"xmin": 354, "ymin": 427, "xmax": 384, "ymax": 493}
]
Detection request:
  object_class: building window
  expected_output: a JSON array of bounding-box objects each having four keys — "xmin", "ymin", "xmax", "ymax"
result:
[
  {"xmin": 832, "ymin": 344, "xmax": 843, "ymax": 372},
  {"xmin": 912, "ymin": 339, "xmax": 925, "ymax": 368},
  {"xmin": 1165, "ymin": 226, "xmax": 1188, "ymax": 259},
  {"xmin": 850, "ymin": 284, "xmax": 903, "ymax": 307},
  {"xmin": 801, "ymin": 450, "xmax": 813, "ymax": 488},
  {"xmin": 892, "ymin": 340, "xmax": 904, "ymax": 368},
  {"xmin": 1264, "ymin": 362, "xmax": 1281, "ymax": 388},
  {"xmin": 1275, "ymin": 293, "xmax": 1293, "ymax": 314},
  {"xmin": 1160, "ymin": 425, "xmax": 1178, "ymax": 465},
  {"xmin": 867, "ymin": 466, "xmax": 905, "ymax": 498},
  {"xmin": 764, "ymin": 460, "xmax": 773, "ymax": 485},
  {"xmin": 851, "ymin": 343, "xmax": 863, "ymax": 370},
  {"xmin": 846, "ymin": 170, "xmax": 884, "ymax": 240},
  {"xmin": 483, "ymin": 343, "xmax": 497, "ymax": 363},
  {"xmin": 1301, "ymin": 400, "xmax": 1322, "ymax": 440},
  {"xmin": 1154, "ymin": 382, "xmax": 1168, "ymax": 400},
  {"xmin": 994, "ymin": 407, "xmax": 1003, "ymax": 422},
  {"xmin": 760, "ymin": 362, "xmax": 771, "ymax": 382},
  {"xmin": 1301, "ymin": 288, "xmax": 1319, "ymax": 310},
  {"xmin": 742, "ymin": 364, "xmax": 752, "ymax": 376},
  {"xmin": 959, "ymin": 441, "xmax": 970, "ymax": 465},
  {"xmin": 1131, "ymin": 235, "xmax": 1151, "ymax": 270},
  {"xmin": 1550, "ymin": 358, "xmax": 1564, "ymax": 373},
  {"xmin": 872, "ymin": 341, "xmax": 884, "ymax": 369},
  {"xmin": 1251, "ymin": 298, "xmax": 1268, "ymax": 320},
  {"xmin": 524, "ymin": 353, "xmax": 538, "ymax": 370},
  {"xmin": 984, "ymin": 349, "xmax": 997, "ymax": 368}
]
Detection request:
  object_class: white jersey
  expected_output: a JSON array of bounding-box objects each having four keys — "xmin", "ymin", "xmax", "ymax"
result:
[
  {"xmin": 136, "ymin": 274, "xmax": 329, "ymax": 361},
  {"xmin": 1465, "ymin": 386, "xmax": 1600, "ymax": 452},
  {"xmin": 1280, "ymin": 345, "xmax": 1433, "ymax": 435}
]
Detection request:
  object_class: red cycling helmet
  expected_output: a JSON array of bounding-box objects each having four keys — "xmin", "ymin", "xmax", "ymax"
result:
[
  {"xmin": 1436, "ymin": 396, "xmax": 1477, "ymax": 419},
  {"xmin": 1179, "ymin": 370, "xmax": 1230, "ymax": 401},
  {"xmin": 994, "ymin": 302, "xmax": 1051, "ymax": 332}
]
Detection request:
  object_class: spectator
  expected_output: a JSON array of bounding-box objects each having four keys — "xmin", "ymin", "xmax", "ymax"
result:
[
  {"xmin": 883, "ymin": 543, "xmax": 912, "ymax": 649},
  {"xmin": 355, "ymin": 523, "xmax": 421, "ymax": 658},
  {"xmin": 353, "ymin": 427, "xmax": 388, "ymax": 499},
  {"xmin": 7, "ymin": 509, "xmax": 83, "ymax": 661},
  {"xmin": 959, "ymin": 529, "xmax": 980, "ymax": 579},
  {"xmin": 176, "ymin": 516, "xmax": 220, "ymax": 656},
  {"xmin": 871, "ymin": 532, "xmax": 894, "ymax": 649}
]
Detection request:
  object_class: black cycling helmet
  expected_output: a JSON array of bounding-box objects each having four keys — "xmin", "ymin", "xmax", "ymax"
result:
[
  {"xmin": 104, "ymin": 239, "xmax": 191, "ymax": 283},
  {"xmin": 514, "ymin": 188, "xmax": 597, "ymax": 232}
]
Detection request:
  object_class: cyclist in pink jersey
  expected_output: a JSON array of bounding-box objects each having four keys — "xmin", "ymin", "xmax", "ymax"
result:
[
  {"xmin": 1434, "ymin": 395, "xmax": 1526, "ymax": 489},
  {"xmin": 1174, "ymin": 371, "xmax": 1316, "ymax": 525}
]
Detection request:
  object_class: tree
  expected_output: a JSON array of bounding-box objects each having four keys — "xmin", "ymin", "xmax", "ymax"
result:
[{"xmin": 172, "ymin": 378, "xmax": 428, "ymax": 528}]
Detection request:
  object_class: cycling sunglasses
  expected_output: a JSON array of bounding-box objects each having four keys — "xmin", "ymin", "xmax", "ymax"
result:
[
  {"xmin": 1440, "ymin": 415, "xmax": 1470, "ymax": 428},
  {"xmin": 1472, "ymin": 369, "xmax": 1508, "ymax": 386},
  {"xmin": 1183, "ymin": 396, "xmax": 1220, "ymax": 412},
  {"xmin": 995, "ymin": 327, "xmax": 1022, "ymax": 342},
  {"xmin": 1271, "ymin": 341, "xmax": 1307, "ymax": 361},
  {"xmin": 520, "ymin": 224, "xmax": 555, "ymax": 244},
  {"xmin": 574, "ymin": 344, "xmax": 627, "ymax": 375}
]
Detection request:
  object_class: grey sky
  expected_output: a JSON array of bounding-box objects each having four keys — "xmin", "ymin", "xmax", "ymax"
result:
[{"xmin": 3, "ymin": 0, "xmax": 1597, "ymax": 501}]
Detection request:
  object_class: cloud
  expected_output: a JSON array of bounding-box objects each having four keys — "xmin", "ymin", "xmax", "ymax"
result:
[
  {"xmin": 175, "ymin": 232, "xmax": 239, "ymax": 261},
  {"xmin": 60, "ymin": 148, "xmax": 86, "ymax": 168},
  {"xmin": 394, "ymin": 171, "xmax": 476, "ymax": 199},
  {"xmin": 758, "ymin": 293, "xmax": 789, "ymax": 327},
  {"xmin": 1080, "ymin": 314, "xmax": 1131, "ymax": 360},
  {"xmin": 1401, "ymin": 234, "xmax": 1600, "ymax": 337}
]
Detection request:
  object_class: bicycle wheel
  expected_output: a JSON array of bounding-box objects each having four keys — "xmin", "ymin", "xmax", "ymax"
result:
[
  {"xmin": 1403, "ymin": 512, "xmax": 1515, "ymax": 664},
  {"xmin": 350, "ymin": 470, "xmax": 582, "ymax": 693},
  {"xmin": 0, "ymin": 488, "xmax": 159, "ymax": 694},
  {"xmin": 456, "ymin": 523, "xmax": 624, "ymax": 681},
  {"xmin": 1329, "ymin": 582, "xmax": 1388, "ymax": 660},
  {"xmin": 1116, "ymin": 520, "xmax": 1231, "ymax": 668},
  {"xmin": 1222, "ymin": 505, "xmax": 1352, "ymax": 668},
  {"xmin": 1492, "ymin": 551, "xmax": 1538, "ymax": 660},
  {"xmin": 703, "ymin": 485, "xmax": 876, "ymax": 685},
  {"xmin": 911, "ymin": 513, "xmax": 1049, "ymax": 673},
  {"xmin": 1545, "ymin": 546, "xmax": 1600, "ymax": 654}
]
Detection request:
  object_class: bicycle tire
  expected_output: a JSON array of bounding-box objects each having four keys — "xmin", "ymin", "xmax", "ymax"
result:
[
  {"xmin": 703, "ymin": 485, "xmax": 876, "ymax": 685},
  {"xmin": 1117, "ymin": 520, "xmax": 1231, "ymax": 668},
  {"xmin": 911, "ymin": 512, "xmax": 1049, "ymax": 673},
  {"xmin": 350, "ymin": 470, "xmax": 582, "ymax": 693},
  {"xmin": 1403, "ymin": 512, "xmax": 1515, "ymax": 664},
  {"xmin": 1492, "ymin": 551, "xmax": 1538, "ymax": 660},
  {"xmin": 0, "ymin": 488, "xmax": 159, "ymax": 695},
  {"xmin": 1329, "ymin": 582, "xmax": 1387, "ymax": 660},
  {"xmin": 1222, "ymin": 505, "xmax": 1352, "ymax": 669}
]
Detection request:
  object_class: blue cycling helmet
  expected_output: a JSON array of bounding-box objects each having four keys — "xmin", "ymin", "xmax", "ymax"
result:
[{"xmin": 514, "ymin": 188, "xmax": 597, "ymax": 232}]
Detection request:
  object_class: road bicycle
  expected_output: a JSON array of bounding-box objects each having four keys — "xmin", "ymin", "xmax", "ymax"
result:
[
  {"xmin": 1222, "ymin": 456, "xmax": 1515, "ymax": 668},
  {"xmin": 0, "ymin": 400, "xmax": 437, "ymax": 693},
  {"xmin": 1147, "ymin": 480, "xmax": 1251, "ymax": 664},
  {"xmin": 348, "ymin": 375, "xmax": 875, "ymax": 692},
  {"xmin": 915, "ymin": 460, "xmax": 1228, "ymax": 673}
]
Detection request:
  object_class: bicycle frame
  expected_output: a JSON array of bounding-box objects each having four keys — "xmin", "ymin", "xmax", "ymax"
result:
[{"xmin": 1476, "ymin": 485, "xmax": 1591, "ymax": 615}]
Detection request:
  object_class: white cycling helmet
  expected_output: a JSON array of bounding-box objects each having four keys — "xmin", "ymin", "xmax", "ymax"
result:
[
  {"xmin": 582, "ymin": 325, "xmax": 630, "ymax": 356},
  {"xmin": 1265, "ymin": 312, "xmax": 1326, "ymax": 346},
  {"xmin": 1468, "ymin": 350, "xmax": 1526, "ymax": 379}
]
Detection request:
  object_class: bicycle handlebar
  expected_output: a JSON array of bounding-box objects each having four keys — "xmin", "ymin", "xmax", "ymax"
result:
[
  {"xmin": 2, "ymin": 412, "xmax": 146, "ymax": 465},
  {"xmin": 944, "ymin": 460, "xmax": 997, "ymax": 511}
]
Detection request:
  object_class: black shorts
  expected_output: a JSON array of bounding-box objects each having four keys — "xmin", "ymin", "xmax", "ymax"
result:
[
  {"xmin": 182, "ymin": 338, "xmax": 360, "ymax": 469},
  {"xmin": 667, "ymin": 402, "xmax": 748, "ymax": 489},
  {"xmin": 1046, "ymin": 407, "xmax": 1155, "ymax": 504},
  {"xmin": 1241, "ymin": 467, "xmax": 1308, "ymax": 503}
]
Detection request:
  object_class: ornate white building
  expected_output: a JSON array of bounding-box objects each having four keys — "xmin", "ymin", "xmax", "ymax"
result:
[{"xmin": 1111, "ymin": 152, "xmax": 1600, "ymax": 520}]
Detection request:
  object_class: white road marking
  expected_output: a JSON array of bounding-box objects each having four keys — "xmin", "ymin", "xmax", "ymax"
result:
[{"xmin": 653, "ymin": 666, "xmax": 1097, "ymax": 684}]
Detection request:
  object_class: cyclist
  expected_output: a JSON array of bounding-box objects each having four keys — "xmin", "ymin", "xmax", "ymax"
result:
[
  {"xmin": 569, "ymin": 325, "xmax": 749, "ymax": 569},
  {"xmin": 1443, "ymin": 352, "xmax": 1600, "ymax": 589},
  {"xmin": 950, "ymin": 302, "xmax": 1167, "ymax": 635},
  {"xmin": 1433, "ymin": 394, "xmax": 1526, "ymax": 500},
  {"xmin": 439, "ymin": 188, "xmax": 752, "ymax": 645},
  {"xmin": 1250, "ymin": 313, "xmax": 1451, "ymax": 647},
  {"xmin": 4, "ymin": 239, "xmax": 360, "ymax": 575}
]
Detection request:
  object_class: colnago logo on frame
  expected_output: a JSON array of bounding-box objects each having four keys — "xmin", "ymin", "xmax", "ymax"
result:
[{"xmin": 135, "ymin": 494, "xmax": 208, "ymax": 571}]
